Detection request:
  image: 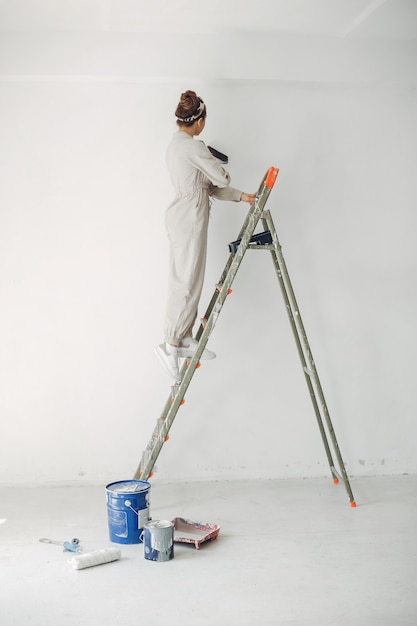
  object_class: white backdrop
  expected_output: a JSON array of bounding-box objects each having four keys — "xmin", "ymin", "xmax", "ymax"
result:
[{"xmin": 1, "ymin": 29, "xmax": 416, "ymax": 484}]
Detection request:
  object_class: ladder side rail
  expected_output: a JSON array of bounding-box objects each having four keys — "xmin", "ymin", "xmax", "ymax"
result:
[
  {"xmin": 261, "ymin": 211, "xmax": 338, "ymax": 478},
  {"xmin": 134, "ymin": 423, "xmax": 166, "ymax": 480},
  {"xmin": 198, "ymin": 183, "xmax": 277, "ymax": 343},
  {"xmin": 134, "ymin": 348, "xmax": 203, "ymax": 479},
  {"xmin": 164, "ymin": 184, "xmax": 274, "ymax": 417},
  {"xmin": 195, "ymin": 181, "xmax": 275, "ymax": 342},
  {"xmin": 163, "ymin": 187, "xmax": 276, "ymax": 434},
  {"xmin": 135, "ymin": 180, "xmax": 276, "ymax": 480},
  {"xmin": 263, "ymin": 210, "xmax": 355, "ymax": 504},
  {"xmin": 231, "ymin": 167, "xmax": 274, "ymax": 241},
  {"xmin": 136, "ymin": 299, "xmax": 226, "ymax": 480}
]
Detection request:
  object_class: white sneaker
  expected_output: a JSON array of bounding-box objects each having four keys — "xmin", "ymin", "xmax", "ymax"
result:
[
  {"xmin": 177, "ymin": 337, "xmax": 216, "ymax": 360},
  {"xmin": 153, "ymin": 344, "xmax": 181, "ymax": 383}
]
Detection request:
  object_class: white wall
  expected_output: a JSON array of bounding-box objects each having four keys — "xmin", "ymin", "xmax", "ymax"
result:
[{"xmin": 0, "ymin": 30, "xmax": 416, "ymax": 484}]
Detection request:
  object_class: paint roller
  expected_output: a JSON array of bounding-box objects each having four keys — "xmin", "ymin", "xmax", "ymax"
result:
[
  {"xmin": 68, "ymin": 547, "xmax": 121, "ymax": 570},
  {"xmin": 208, "ymin": 146, "xmax": 228, "ymax": 163}
]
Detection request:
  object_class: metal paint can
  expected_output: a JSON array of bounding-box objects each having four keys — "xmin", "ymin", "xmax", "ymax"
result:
[
  {"xmin": 143, "ymin": 520, "xmax": 174, "ymax": 562},
  {"xmin": 105, "ymin": 480, "xmax": 151, "ymax": 544}
]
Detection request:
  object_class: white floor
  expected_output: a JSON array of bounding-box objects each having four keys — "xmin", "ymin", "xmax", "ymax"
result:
[{"xmin": 1, "ymin": 475, "xmax": 416, "ymax": 626}]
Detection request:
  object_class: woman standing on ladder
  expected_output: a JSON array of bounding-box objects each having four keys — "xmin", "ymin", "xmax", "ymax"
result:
[{"xmin": 154, "ymin": 90, "xmax": 256, "ymax": 383}]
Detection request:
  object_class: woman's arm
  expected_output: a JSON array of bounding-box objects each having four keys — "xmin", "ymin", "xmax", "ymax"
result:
[
  {"xmin": 192, "ymin": 141, "xmax": 256, "ymax": 203},
  {"xmin": 192, "ymin": 140, "xmax": 232, "ymax": 188}
]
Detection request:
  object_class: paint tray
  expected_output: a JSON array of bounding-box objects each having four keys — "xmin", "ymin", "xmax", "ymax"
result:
[{"xmin": 171, "ymin": 517, "xmax": 220, "ymax": 550}]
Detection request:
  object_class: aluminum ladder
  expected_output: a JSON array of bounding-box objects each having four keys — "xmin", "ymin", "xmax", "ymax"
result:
[{"xmin": 133, "ymin": 167, "xmax": 356, "ymax": 507}]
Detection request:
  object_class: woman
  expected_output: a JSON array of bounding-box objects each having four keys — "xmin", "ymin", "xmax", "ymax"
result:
[{"xmin": 154, "ymin": 90, "xmax": 256, "ymax": 383}]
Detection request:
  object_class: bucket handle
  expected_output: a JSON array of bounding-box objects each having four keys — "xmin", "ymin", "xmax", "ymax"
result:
[
  {"xmin": 124, "ymin": 500, "xmax": 150, "ymax": 518},
  {"xmin": 124, "ymin": 500, "xmax": 140, "ymax": 516}
]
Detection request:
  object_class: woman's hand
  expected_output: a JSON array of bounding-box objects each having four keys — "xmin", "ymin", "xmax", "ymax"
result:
[{"xmin": 240, "ymin": 192, "xmax": 257, "ymax": 204}]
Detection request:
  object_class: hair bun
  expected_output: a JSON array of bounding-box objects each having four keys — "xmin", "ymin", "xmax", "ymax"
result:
[{"xmin": 179, "ymin": 90, "xmax": 199, "ymax": 113}]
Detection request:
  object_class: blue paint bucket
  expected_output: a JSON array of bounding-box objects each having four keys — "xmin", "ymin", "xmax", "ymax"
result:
[
  {"xmin": 143, "ymin": 520, "xmax": 174, "ymax": 562},
  {"xmin": 105, "ymin": 480, "xmax": 151, "ymax": 544}
]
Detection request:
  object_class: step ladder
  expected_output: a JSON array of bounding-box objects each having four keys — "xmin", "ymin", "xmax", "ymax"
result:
[{"xmin": 134, "ymin": 167, "xmax": 356, "ymax": 507}]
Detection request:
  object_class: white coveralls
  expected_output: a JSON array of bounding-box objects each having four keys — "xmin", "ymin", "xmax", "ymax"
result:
[{"xmin": 164, "ymin": 131, "xmax": 242, "ymax": 345}]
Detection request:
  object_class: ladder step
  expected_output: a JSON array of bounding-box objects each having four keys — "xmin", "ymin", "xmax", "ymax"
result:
[{"xmin": 229, "ymin": 230, "xmax": 273, "ymax": 254}]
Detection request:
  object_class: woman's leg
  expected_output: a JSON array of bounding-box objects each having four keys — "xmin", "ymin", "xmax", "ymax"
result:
[{"xmin": 163, "ymin": 231, "xmax": 207, "ymax": 345}]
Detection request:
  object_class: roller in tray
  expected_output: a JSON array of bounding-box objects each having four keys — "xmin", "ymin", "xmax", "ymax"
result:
[{"xmin": 172, "ymin": 517, "xmax": 221, "ymax": 549}]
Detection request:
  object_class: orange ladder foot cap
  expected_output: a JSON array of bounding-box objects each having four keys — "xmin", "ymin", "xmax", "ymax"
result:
[{"xmin": 265, "ymin": 167, "xmax": 279, "ymax": 189}]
